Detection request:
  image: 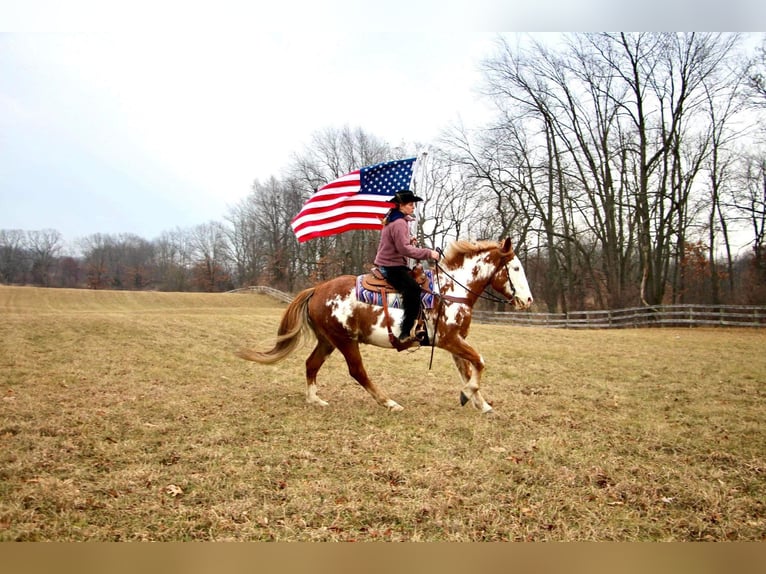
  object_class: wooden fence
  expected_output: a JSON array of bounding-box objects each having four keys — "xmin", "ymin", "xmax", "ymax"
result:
[
  {"xmin": 231, "ymin": 287, "xmax": 766, "ymax": 329},
  {"xmin": 227, "ymin": 285, "xmax": 295, "ymax": 304},
  {"xmin": 473, "ymin": 305, "xmax": 766, "ymax": 329}
]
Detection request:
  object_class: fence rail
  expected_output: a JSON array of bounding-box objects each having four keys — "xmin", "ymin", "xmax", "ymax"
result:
[
  {"xmin": 227, "ymin": 285, "xmax": 294, "ymax": 304},
  {"xmin": 474, "ymin": 304, "xmax": 766, "ymax": 329},
  {"xmin": 231, "ymin": 287, "xmax": 766, "ymax": 329}
]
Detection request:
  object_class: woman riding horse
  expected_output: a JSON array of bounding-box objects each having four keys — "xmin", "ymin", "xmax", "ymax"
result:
[{"xmin": 374, "ymin": 190, "xmax": 441, "ymax": 343}]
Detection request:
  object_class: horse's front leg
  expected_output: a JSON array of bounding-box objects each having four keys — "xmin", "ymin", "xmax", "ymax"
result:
[{"xmin": 450, "ymin": 347, "xmax": 493, "ymax": 414}]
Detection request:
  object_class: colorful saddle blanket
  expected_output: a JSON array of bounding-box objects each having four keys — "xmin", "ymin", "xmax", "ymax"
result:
[{"xmin": 355, "ymin": 269, "xmax": 437, "ymax": 309}]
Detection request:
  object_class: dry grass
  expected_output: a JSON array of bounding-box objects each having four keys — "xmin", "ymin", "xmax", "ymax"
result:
[{"xmin": 1, "ymin": 285, "xmax": 764, "ymax": 541}]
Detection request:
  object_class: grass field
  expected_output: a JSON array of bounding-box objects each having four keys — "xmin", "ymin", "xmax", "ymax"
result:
[{"xmin": 1, "ymin": 285, "xmax": 764, "ymax": 541}]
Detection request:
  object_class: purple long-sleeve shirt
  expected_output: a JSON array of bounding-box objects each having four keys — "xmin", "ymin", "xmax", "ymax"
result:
[{"xmin": 374, "ymin": 215, "xmax": 432, "ymax": 267}]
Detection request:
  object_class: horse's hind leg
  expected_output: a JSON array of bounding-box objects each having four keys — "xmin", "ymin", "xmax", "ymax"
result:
[
  {"xmin": 305, "ymin": 338, "xmax": 335, "ymax": 407},
  {"xmin": 335, "ymin": 340, "xmax": 403, "ymax": 411}
]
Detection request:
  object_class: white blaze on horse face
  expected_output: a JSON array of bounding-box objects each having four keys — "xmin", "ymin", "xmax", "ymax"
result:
[{"xmin": 507, "ymin": 257, "xmax": 533, "ymax": 308}]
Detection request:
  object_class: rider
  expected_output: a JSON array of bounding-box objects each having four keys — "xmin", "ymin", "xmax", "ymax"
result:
[{"xmin": 374, "ymin": 190, "xmax": 440, "ymax": 342}]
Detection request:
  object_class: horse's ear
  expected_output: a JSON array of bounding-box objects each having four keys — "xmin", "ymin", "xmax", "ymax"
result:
[{"xmin": 501, "ymin": 237, "xmax": 514, "ymax": 257}]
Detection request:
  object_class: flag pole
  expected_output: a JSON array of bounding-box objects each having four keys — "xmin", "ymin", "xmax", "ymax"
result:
[
  {"xmin": 413, "ymin": 148, "xmax": 431, "ymax": 250},
  {"xmin": 413, "ymin": 149, "xmax": 429, "ymax": 197},
  {"xmin": 412, "ymin": 149, "xmax": 438, "ymax": 368},
  {"xmin": 410, "ymin": 148, "xmax": 428, "ymax": 241}
]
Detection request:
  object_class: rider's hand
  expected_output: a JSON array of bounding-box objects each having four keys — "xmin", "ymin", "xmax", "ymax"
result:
[{"xmin": 430, "ymin": 250, "xmax": 440, "ymax": 261}]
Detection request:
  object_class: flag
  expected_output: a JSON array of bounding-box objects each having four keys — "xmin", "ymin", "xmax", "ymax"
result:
[{"xmin": 290, "ymin": 157, "xmax": 417, "ymax": 243}]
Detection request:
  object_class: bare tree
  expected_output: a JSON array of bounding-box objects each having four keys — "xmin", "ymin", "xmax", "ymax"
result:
[
  {"xmin": 27, "ymin": 229, "xmax": 63, "ymax": 287},
  {"xmin": 731, "ymin": 153, "xmax": 766, "ymax": 288},
  {"xmin": 695, "ymin": 50, "xmax": 752, "ymax": 304},
  {"xmin": 79, "ymin": 233, "xmax": 111, "ymax": 289},
  {"xmin": 746, "ymin": 35, "xmax": 766, "ymax": 108},
  {"xmin": 469, "ymin": 34, "xmax": 623, "ymax": 310},
  {"xmin": 189, "ymin": 222, "xmax": 232, "ymax": 292},
  {"xmin": 78, "ymin": 233, "xmax": 155, "ymax": 289},
  {"xmin": 465, "ymin": 32, "xmax": 747, "ymax": 310},
  {"xmin": 238, "ymin": 177, "xmax": 303, "ymax": 291},
  {"xmin": 0, "ymin": 229, "xmax": 29, "ymax": 284},
  {"xmin": 415, "ymin": 146, "xmax": 483, "ymax": 248},
  {"xmin": 226, "ymin": 193, "xmax": 263, "ymax": 287},
  {"xmin": 153, "ymin": 229, "xmax": 194, "ymax": 291}
]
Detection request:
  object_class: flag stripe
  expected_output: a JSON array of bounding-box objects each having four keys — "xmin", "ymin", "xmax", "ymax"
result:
[
  {"xmin": 291, "ymin": 195, "xmax": 393, "ymax": 223},
  {"xmin": 315, "ymin": 171, "xmax": 360, "ymax": 190},
  {"xmin": 291, "ymin": 202, "xmax": 392, "ymax": 234},
  {"xmin": 295, "ymin": 221, "xmax": 386, "ymax": 242}
]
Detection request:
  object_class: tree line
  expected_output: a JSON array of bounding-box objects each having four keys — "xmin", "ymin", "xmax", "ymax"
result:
[{"xmin": 2, "ymin": 33, "xmax": 765, "ymax": 311}]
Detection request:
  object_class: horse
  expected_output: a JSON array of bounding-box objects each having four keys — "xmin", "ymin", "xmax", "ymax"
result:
[{"xmin": 237, "ymin": 237, "xmax": 533, "ymax": 413}]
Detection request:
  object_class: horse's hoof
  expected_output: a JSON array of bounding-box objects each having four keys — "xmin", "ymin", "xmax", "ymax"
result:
[
  {"xmin": 385, "ymin": 400, "xmax": 404, "ymax": 412},
  {"xmin": 482, "ymin": 408, "xmax": 496, "ymax": 416},
  {"xmin": 460, "ymin": 391, "xmax": 469, "ymax": 406}
]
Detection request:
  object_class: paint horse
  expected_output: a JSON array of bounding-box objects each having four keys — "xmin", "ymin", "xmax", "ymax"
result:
[{"xmin": 238, "ymin": 238, "xmax": 533, "ymax": 413}]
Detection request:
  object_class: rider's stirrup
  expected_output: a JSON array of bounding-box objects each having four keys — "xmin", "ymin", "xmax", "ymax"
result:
[{"xmin": 398, "ymin": 329, "xmax": 414, "ymax": 342}]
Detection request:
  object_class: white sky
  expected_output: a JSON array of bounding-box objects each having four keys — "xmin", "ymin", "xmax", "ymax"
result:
[{"xmin": 1, "ymin": 1, "xmax": 763, "ymax": 244}]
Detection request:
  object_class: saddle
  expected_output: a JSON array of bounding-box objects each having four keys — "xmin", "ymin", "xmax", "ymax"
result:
[
  {"xmin": 360, "ymin": 264, "xmax": 430, "ymax": 293},
  {"xmin": 357, "ymin": 264, "xmax": 435, "ymax": 352}
]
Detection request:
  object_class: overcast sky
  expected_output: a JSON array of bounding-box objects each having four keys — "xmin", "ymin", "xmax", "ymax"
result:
[{"xmin": 1, "ymin": 1, "xmax": 762, "ymax": 245}]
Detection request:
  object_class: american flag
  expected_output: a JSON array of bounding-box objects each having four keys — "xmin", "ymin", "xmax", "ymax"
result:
[{"xmin": 291, "ymin": 157, "xmax": 417, "ymax": 243}]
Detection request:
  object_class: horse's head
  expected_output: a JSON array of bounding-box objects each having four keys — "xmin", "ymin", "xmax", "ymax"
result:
[
  {"xmin": 439, "ymin": 238, "xmax": 533, "ymax": 310},
  {"xmin": 491, "ymin": 238, "xmax": 534, "ymax": 310}
]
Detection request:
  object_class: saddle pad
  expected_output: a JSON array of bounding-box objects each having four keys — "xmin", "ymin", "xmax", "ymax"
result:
[{"xmin": 355, "ymin": 269, "xmax": 437, "ymax": 309}]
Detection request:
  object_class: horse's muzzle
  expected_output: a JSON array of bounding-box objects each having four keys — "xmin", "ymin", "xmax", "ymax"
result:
[{"xmin": 513, "ymin": 296, "xmax": 533, "ymax": 310}]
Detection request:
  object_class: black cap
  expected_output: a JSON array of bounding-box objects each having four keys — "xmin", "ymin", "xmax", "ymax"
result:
[{"xmin": 391, "ymin": 190, "xmax": 424, "ymax": 204}]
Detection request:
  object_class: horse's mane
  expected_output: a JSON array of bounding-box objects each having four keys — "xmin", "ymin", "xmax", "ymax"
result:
[{"xmin": 442, "ymin": 239, "xmax": 510, "ymax": 265}]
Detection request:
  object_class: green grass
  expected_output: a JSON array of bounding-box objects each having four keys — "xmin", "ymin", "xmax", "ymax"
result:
[{"xmin": 1, "ymin": 285, "xmax": 764, "ymax": 541}]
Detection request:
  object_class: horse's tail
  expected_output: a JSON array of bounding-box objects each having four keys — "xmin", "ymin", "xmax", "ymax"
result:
[{"xmin": 237, "ymin": 287, "xmax": 315, "ymax": 364}]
